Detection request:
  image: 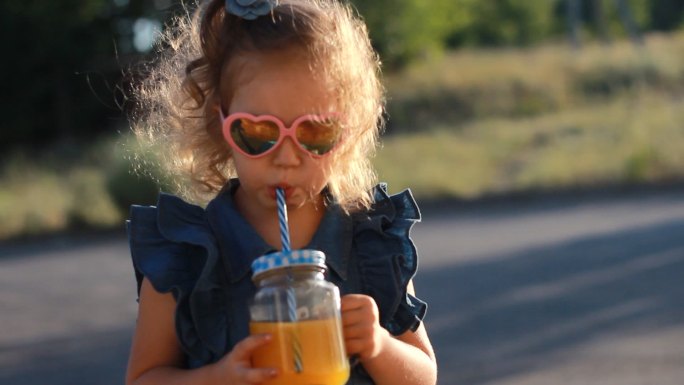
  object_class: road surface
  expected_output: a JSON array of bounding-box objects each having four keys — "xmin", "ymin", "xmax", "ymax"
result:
[{"xmin": 1, "ymin": 189, "xmax": 683, "ymax": 384}]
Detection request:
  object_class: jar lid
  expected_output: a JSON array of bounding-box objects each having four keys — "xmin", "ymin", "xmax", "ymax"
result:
[{"xmin": 251, "ymin": 249, "xmax": 327, "ymax": 278}]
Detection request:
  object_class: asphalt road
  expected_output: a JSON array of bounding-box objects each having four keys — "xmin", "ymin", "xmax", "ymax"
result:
[{"xmin": 1, "ymin": 189, "xmax": 684, "ymax": 385}]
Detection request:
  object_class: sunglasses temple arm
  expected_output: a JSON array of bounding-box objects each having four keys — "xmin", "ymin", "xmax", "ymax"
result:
[{"xmin": 216, "ymin": 105, "xmax": 226, "ymax": 121}]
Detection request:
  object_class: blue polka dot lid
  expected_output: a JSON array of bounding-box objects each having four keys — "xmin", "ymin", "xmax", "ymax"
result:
[{"xmin": 251, "ymin": 249, "xmax": 327, "ymax": 278}]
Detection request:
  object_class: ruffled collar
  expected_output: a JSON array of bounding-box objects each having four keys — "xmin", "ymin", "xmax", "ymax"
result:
[{"xmin": 205, "ymin": 180, "xmax": 353, "ymax": 282}]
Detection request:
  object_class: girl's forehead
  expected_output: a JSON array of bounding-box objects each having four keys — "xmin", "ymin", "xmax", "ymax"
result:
[{"xmin": 223, "ymin": 50, "xmax": 339, "ymax": 117}]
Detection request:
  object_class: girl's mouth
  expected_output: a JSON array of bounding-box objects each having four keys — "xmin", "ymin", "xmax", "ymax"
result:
[{"xmin": 269, "ymin": 184, "xmax": 293, "ymax": 200}]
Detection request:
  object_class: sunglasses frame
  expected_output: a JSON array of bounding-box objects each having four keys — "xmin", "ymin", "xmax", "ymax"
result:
[{"xmin": 219, "ymin": 110, "xmax": 343, "ymax": 159}]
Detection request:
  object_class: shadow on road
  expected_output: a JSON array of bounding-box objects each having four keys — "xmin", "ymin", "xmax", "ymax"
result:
[
  {"xmin": 0, "ymin": 327, "xmax": 132, "ymax": 385},
  {"xmin": 417, "ymin": 218, "xmax": 684, "ymax": 384}
]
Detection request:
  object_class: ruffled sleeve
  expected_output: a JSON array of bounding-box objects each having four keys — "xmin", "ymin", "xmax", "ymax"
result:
[
  {"xmin": 353, "ymin": 184, "xmax": 428, "ymax": 336},
  {"xmin": 126, "ymin": 193, "xmax": 228, "ymax": 366}
]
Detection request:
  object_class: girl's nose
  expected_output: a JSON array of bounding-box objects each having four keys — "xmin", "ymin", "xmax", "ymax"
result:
[{"xmin": 272, "ymin": 137, "xmax": 302, "ymax": 167}]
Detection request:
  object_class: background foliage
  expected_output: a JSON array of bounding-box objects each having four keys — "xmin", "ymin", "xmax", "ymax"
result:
[
  {"xmin": 1, "ymin": 0, "xmax": 684, "ymax": 240},
  {"xmin": 1, "ymin": 0, "xmax": 683, "ymax": 148}
]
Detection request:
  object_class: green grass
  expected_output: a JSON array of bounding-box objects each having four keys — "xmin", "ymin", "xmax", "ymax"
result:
[
  {"xmin": 0, "ymin": 159, "xmax": 121, "ymax": 239},
  {"xmin": 384, "ymin": 31, "xmax": 684, "ymax": 132},
  {"xmin": 0, "ymin": 136, "xmax": 160, "ymax": 240},
  {"xmin": 375, "ymin": 90, "xmax": 684, "ymax": 198}
]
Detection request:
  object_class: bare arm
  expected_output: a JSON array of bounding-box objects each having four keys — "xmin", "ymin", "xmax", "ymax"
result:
[
  {"xmin": 125, "ymin": 278, "xmax": 277, "ymax": 385},
  {"xmin": 341, "ymin": 280, "xmax": 437, "ymax": 385}
]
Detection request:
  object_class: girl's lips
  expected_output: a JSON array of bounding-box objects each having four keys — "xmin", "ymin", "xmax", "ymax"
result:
[{"xmin": 269, "ymin": 185, "xmax": 293, "ymax": 200}]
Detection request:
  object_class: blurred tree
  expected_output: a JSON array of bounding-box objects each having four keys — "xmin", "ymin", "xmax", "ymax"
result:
[
  {"xmin": 563, "ymin": 0, "xmax": 647, "ymax": 48},
  {"xmin": 1, "ymin": 0, "xmax": 111, "ymax": 148},
  {"xmin": 649, "ymin": 0, "xmax": 684, "ymax": 31},
  {"xmin": 612, "ymin": 0, "xmax": 645, "ymax": 44},
  {"xmin": 1, "ymin": 0, "xmax": 682, "ymax": 152},
  {"xmin": 566, "ymin": 0, "xmax": 582, "ymax": 48},
  {"xmin": 0, "ymin": 0, "xmax": 177, "ymax": 151},
  {"xmin": 592, "ymin": 0, "xmax": 610, "ymax": 44},
  {"xmin": 446, "ymin": 0, "xmax": 557, "ymax": 48},
  {"xmin": 351, "ymin": 0, "xmax": 462, "ymax": 68}
]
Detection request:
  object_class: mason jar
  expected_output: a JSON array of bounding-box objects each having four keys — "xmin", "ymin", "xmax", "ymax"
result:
[{"xmin": 249, "ymin": 250, "xmax": 349, "ymax": 385}]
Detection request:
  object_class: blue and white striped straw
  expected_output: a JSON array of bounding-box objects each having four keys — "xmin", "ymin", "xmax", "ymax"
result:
[
  {"xmin": 276, "ymin": 188, "xmax": 291, "ymax": 252},
  {"xmin": 276, "ymin": 187, "xmax": 302, "ymax": 373}
]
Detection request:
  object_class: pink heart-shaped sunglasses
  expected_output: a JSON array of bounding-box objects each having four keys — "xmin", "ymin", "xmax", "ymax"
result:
[{"xmin": 219, "ymin": 109, "xmax": 344, "ymax": 158}]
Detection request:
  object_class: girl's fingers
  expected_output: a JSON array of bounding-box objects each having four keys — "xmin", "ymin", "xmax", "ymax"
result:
[
  {"xmin": 340, "ymin": 294, "xmax": 386, "ymax": 360},
  {"xmin": 343, "ymin": 323, "xmax": 369, "ymax": 339},
  {"xmin": 340, "ymin": 294, "xmax": 371, "ymax": 311},
  {"xmin": 341, "ymin": 308, "xmax": 364, "ymax": 326},
  {"xmin": 344, "ymin": 338, "xmax": 361, "ymax": 355},
  {"xmin": 341, "ymin": 295, "xmax": 379, "ymax": 318},
  {"xmin": 242, "ymin": 367, "xmax": 278, "ymax": 384},
  {"xmin": 232, "ymin": 333, "xmax": 272, "ymax": 360},
  {"xmin": 344, "ymin": 337, "xmax": 371, "ymax": 358}
]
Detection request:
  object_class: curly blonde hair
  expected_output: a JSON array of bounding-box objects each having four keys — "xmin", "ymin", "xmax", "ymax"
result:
[{"xmin": 131, "ymin": 0, "xmax": 384, "ymax": 211}]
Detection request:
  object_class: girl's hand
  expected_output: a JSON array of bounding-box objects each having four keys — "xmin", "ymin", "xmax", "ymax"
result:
[
  {"xmin": 213, "ymin": 334, "xmax": 278, "ymax": 384},
  {"xmin": 340, "ymin": 294, "xmax": 390, "ymax": 362}
]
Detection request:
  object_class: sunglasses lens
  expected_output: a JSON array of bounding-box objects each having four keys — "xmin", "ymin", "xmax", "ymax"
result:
[
  {"xmin": 295, "ymin": 117, "xmax": 343, "ymax": 155},
  {"xmin": 230, "ymin": 118, "xmax": 280, "ymax": 155}
]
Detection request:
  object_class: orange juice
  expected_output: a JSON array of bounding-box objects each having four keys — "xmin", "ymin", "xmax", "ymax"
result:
[{"xmin": 250, "ymin": 318, "xmax": 349, "ymax": 385}]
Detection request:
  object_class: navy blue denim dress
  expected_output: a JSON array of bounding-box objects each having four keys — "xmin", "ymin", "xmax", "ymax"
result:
[{"xmin": 127, "ymin": 181, "xmax": 427, "ymax": 384}]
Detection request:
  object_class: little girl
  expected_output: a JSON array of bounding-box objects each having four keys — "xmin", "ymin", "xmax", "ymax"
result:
[{"xmin": 125, "ymin": 1, "xmax": 436, "ymax": 384}]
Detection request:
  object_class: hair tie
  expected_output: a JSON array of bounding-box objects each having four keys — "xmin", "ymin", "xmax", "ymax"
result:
[{"xmin": 225, "ymin": 0, "xmax": 278, "ymax": 20}]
